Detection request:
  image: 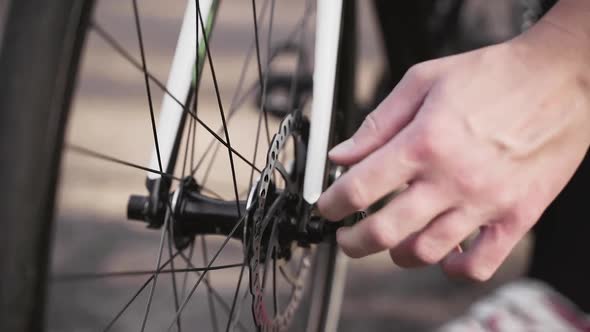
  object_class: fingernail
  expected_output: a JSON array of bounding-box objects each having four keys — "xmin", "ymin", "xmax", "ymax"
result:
[{"xmin": 329, "ymin": 139, "xmax": 354, "ymax": 157}]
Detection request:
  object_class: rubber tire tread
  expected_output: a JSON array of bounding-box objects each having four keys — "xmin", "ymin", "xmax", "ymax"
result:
[{"xmin": 0, "ymin": 1, "xmax": 94, "ymax": 331}]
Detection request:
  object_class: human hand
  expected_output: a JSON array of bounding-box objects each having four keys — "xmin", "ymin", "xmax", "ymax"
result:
[{"xmin": 317, "ymin": 18, "xmax": 590, "ymax": 281}]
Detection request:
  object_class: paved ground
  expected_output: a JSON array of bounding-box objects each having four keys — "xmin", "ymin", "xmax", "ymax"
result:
[{"xmin": 49, "ymin": 1, "xmax": 531, "ymax": 331}]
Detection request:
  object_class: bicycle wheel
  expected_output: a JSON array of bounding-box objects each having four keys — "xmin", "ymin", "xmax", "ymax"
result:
[{"xmin": 0, "ymin": 0, "xmax": 356, "ymax": 331}]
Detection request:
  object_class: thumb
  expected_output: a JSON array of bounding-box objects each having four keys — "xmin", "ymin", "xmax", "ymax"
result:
[{"xmin": 329, "ymin": 63, "xmax": 439, "ymax": 165}]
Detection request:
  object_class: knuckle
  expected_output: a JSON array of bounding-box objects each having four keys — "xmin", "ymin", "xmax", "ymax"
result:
[
  {"xmin": 405, "ymin": 63, "xmax": 429, "ymax": 84},
  {"xmin": 412, "ymin": 237, "xmax": 443, "ymax": 265},
  {"xmin": 337, "ymin": 229, "xmax": 365, "ymax": 259},
  {"xmin": 394, "ymin": 203, "xmax": 419, "ymax": 223},
  {"xmin": 406, "ymin": 121, "xmax": 441, "ymax": 163},
  {"xmin": 493, "ymin": 187, "xmax": 517, "ymax": 211},
  {"xmin": 365, "ymin": 217, "xmax": 396, "ymax": 249},
  {"xmin": 342, "ymin": 176, "xmax": 370, "ymax": 210},
  {"xmin": 454, "ymin": 171, "xmax": 486, "ymax": 196}
]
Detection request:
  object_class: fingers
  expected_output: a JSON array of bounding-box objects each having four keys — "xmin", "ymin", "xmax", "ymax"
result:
[
  {"xmin": 389, "ymin": 209, "xmax": 477, "ymax": 268},
  {"xmin": 317, "ymin": 129, "xmax": 419, "ymax": 221},
  {"xmin": 441, "ymin": 217, "xmax": 531, "ymax": 281},
  {"xmin": 335, "ymin": 182, "xmax": 452, "ymax": 258},
  {"xmin": 328, "ymin": 64, "xmax": 439, "ymax": 166}
]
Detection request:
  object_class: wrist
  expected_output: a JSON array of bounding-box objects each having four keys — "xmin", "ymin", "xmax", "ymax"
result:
[
  {"xmin": 514, "ymin": 0, "xmax": 590, "ymax": 71},
  {"xmin": 512, "ymin": 22, "xmax": 590, "ymax": 76},
  {"xmin": 508, "ymin": 1, "xmax": 590, "ymax": 145},
  {"xmin": 512, "ymin": 11, "xmax": 590, "ymax": 112}
]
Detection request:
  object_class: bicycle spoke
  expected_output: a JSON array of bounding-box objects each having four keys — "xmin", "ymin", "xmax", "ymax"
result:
[
  {"xmin": 286, "ymin": 0, "xmax": 313, "ymax": 113},
  {"xmin": 244, "ymin": 0, "xmax": 276, "ymax": 194},
  {"xmin": 190, "ymin": 0, "xmax": 200, "ymax": 173},
  {"xmin": 166, "ymin": 215, "xmax": 246, "ymax": 331},
  {"xmin": 223, "ymin": 255, "xmax": 247, "ymax": 332},
  {"xmin": 131, "ymin": 0, "xmax": 163, "ymax": 173},
  {"xmin": 179, "ymin": 241, "xmax": 195, "ymax": 302},
  {"xmin": 193, "ymin": 79, "xmax": 262, "ymax": 176},
  {"xmin": 190, "ymin": 95, "xmax": 198, "ymax": 172},
  {"xmin": 191, "ymin": 0, "xmax": 270, "ymax": 178},
  {"xmin": 272, "ymin": 247, "xmax": 278, "ymax": 316},
  {"xmin": 228, "ymin": 286, "xmax": 252, "ymax": 332},
  {"xmin": 190, "ymin": 5, "xmax": 312, "ymax": 177},
  {"xmin": 66, "ymin": 144, "xmax": 181, "ymax": 181},
  {"xmin": 278, "ymin": 265, "xmax": 294, "ymax": 288},
  {"xmin": 178, "ymin": 253, "xmax": 250, "ymax": 332},
  {"xmin": 181, "ymin": 106, "xmax": 194, "ymax": 178},
  {"xmin": 251, "ymin": 0, "xmax": 265, "ymax": 95},
  {"xmin": 167, "ymin": 222, "xmax": 182, "ymax": 332},
  {"xmin": 201, "ymin": 236, "xmax": 219, "ymax": 332},
  {"xmin": 251, "ymin": 0, "xmax": 272, "ymax": 146},
  {"xmin": 191, "ymin": 82, "xmax": 258, "ymax": 176},
  {"xmin": 271, "ymin": 0, "xmax": 312, "ymax": 314},
  {"xmin": 200, "ymin": 186, "xmax": 225, "ymax": 200},
  {"xmin": 99, "ymin": 213, "xmax": 246, "ymax": 332},
  {"xmin": 139, "ymin": 210, "xmax": 171, "ymax": 331},
  {"xmin": 196, "ymin": 5, "xmax": 242, "ymax": 218},
  {"xmin": 103, "ymin": 251, "xmax": 181, "ymax": 332},
  {"xmin": 130, "ymin": 2, "xmax": 171, "ymax": 328},
  {"xmin": 90, "ymin": 22, "xmax": 261, "ymax": 174},
  {"xmin": 51, "ymin": 263, "xmax": 244, "ymax": 282},
  {"xmin": 198, "ymin": 116, "xmax": 262, "ymax": 173},
  {"xmin": 178, "ymin": 112, "xmax": 224, "ymax": 196},
  {"xmin": 200, "ymin": 143, "xmax": 221, "ymax": 188},
  {"xmin": 197, "ymin": 0, "xmax": 276, "ymax": 193},
  {"xmin": 247, "ymin": 103, "xmax": 265, "ymax": 191}
]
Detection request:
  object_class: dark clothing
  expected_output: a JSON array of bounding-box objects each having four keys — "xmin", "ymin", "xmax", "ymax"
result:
[
  {"xmin": 529, "ymin": 152, "xmax": 590, "ymax": 312},
  {"xmin": 542, "ymin": 0, "xmax": 558, "ymax": 12}
]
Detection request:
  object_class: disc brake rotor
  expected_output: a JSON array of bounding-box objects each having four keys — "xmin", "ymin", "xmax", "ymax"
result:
[{"xmin": 247, "ymin": 110, "xmax": 312, "ymax": 331}]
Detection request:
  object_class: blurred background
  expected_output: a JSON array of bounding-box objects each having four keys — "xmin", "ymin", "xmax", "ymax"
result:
[{"xmin": 0, "ymin": 0, "xmax": 533, "ymax": 331}]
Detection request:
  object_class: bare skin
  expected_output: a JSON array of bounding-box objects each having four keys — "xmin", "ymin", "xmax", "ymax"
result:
[{"xmin": 317, "ymin": 0, "xmax": 590, "ymax": 281}]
